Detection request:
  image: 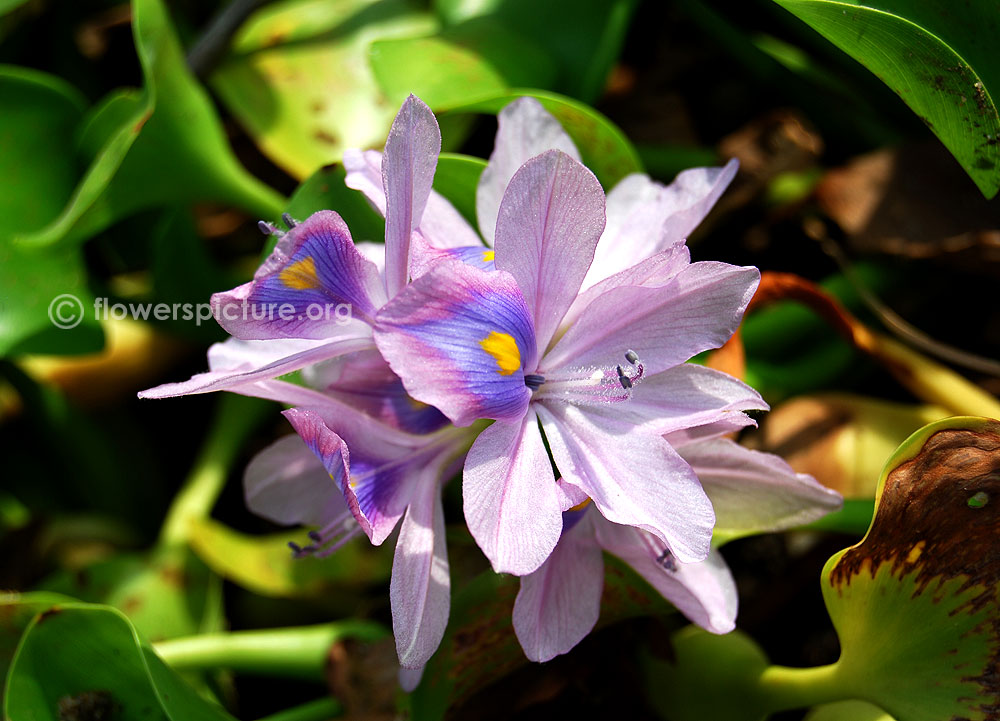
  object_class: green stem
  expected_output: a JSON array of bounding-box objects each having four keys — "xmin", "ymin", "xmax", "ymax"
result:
[
  {"xmin": 153, "ymin": 621, "xmax": 388, "ymax": 679},
  {"xmin": 254, "ymin": 697, "xmax": 342, "ymax": 721},
  {"xmin": 158, "ymin": 394, "xmax": 270, "ymax": 549},
  {"xmin": 756, "ymin": 663, "xmax": 847, "ymax": 713}
]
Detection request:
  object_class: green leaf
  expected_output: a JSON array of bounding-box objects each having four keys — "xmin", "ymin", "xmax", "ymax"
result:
[
  {"xmin": 4, "ymin": 603, "xmax": 237, "ymax": 721},
  {"xmin": 820, "ymin": 416, "xmax": 1000, "ymax": 720},
  {"xmin": 0, "ymin": 66, "xmax": 101, "ymax": 355},
  {"xmin": 433, "ymin": 153, "xmax": 486, "ymax": 229},
  {"xmin": 805, "ymin": 700, "xmax": 895, "ymax": 721},
  {"xmin": 450, "ymin": 90, "xmax": 642, "ymax": 188},
  {"xmin": 211, "ymin": 0, "xmax": 438, "ymax": 179},
  {"xmin": 410, "ymin": 555, "xmax": 675, "ymax": 718},
  {"xmin": 772, "ymin": 0, "xmax": 1000, "ymax": 198},
  {"xmin": 187, "ymin": 518, "xmax": 392, "ymax": 599},
  {"xmin": 14, "ymin": 0, "xmax": 284, "ymax": 251},
  {"xmin": 0, "ymin": 592, "xmax": 76, "ymax": 702},
  {"xmin": 284, "ymin": 163, "xmax": 386, "ymax": 244},
  {"xmin": 370, "ymin": 19, "xmax": 557, "ymax": 110}
]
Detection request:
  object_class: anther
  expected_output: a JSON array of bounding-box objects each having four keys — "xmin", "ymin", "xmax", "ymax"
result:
[
  {"xmin": 625, "ymin": 350, "xmax": 639, "ymax": 365},
  {"xmin": 287, "ymin": 540, "xmax": 303, "ymax": 554},
  {"xmin": 307, "ymin": 530, "xmax": 323, "ymax": 543},
  {"xmin": 616, "ymin": 365, "xmax": 633, "ymax": 389},
  {"xmin": 282, "ymin": 212, "xmax": 297, "ymax": 229},
  {"xmin": 258, "ymin": 220, "xmax": 274, "ymax": 235},
  {"xmin": 656, "ymin": 548, "xmax": 677, "ymax": 572},
  {"xmin": 524, "ymin": 374, "xmax": 545, "ymax": 390}
]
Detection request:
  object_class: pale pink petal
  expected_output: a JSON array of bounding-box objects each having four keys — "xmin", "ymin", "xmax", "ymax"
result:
[
  {"xmin": 662, "ymin": 417, "xmax": 759, "ymax": 447},
  {"xmin": 536, "ymin": 402, "xmax": 714, "ymax": 564},
  {"xmin": 678, "ymin": 438, "xmax": 842, "ymax": 535},
  {"xmin": 463, "ymin": 408, "xmax": 562, "ymax": 575},
  {"xmin": 383, "ymin": 95, "xmax": 440, "ymax": 297},
  {"xmin": 583, "ymin": 160, "xmax": 738, "ymax": 289},
  {"xmin": 398, "ymin": 666, "xmax": 425, "ymax": 692},
  {"xmin": 476, "ymin": 97, "xmax": 580, "ymax": 245},
  {"xmin": 555, "ymin": 478, "xmax": 590, "ymax": 511},
  {"xmin": 594, "ymin": 517, "xmax": 738, "ymax": 634},
  {"xmin": 138, "ymin": 335, "xmax": 374, "ymax": 399},
  {"xmin": 513, "ymin": 511, "xmax": 603, "ymax": 662},
  {"xmin": 391, "ymin": 454, "xmax": 451, "ymax": 669},
  {"xmin": 568, "ymin": 363, "xmax": 767, "ymax": 436},
  {"xmin": 494, "ymin": 150, "xmax": 605, "ymax": 353},
  {"xmin": 343, "ymin": 149, "xmax": 387, "ymax": 214},
  {"xmin": 243, "ymin": 435, "xmax": 347, "ymax": 528},
  {"xmin": 541, "ymin": 261, "xmax": 759, "ymax": 377}
]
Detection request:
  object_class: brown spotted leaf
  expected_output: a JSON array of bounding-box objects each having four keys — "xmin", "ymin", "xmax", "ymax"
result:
[{"xmin": 822, "ymin": 416, "xmax": 1000, "ymax": 721}]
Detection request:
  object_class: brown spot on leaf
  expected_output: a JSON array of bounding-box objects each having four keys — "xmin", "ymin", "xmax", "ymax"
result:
[
  {"xmin": 57, "ymin": 690, "xmax": 117, "ymax": 721},
  {"xmin": 314, "ymin": 129, "xmax": 339, "ymax": 146},
  {"xmin": 37, "ymin": 606, "xmax": 62, "ymax": 623}
]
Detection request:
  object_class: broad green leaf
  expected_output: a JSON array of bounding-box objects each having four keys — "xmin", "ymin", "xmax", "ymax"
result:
[
  {"xmin": 187, "ymin": 518, "xmax": 392, "ymax": 599},
  {"xmin": 433, "ymin": 0, "xmax": 639, "ymax": 103},
  {"xmin": 451, "ymin": 90, "xmax": 642, "ymax": 188},
  {"xmin": 370, "ymin": 19, "xmax": 556, "ymax": 110},
  {"xmin": 284, "ymin": 163, "xmax": 386, "ymax": 244},
  {"xmin": 0, "ymin": 592, "xmax": 76, "ymax": 702},
  {"xmin": 0, "ymin": 0, "xmax": 29, "ymax": 13},
  {"xmin": 211, "ymin": 0, "xmax": 438, "ymax": 179},
  {"xmin": 821, "ymin": 416, "xmax": 1000, "ymax": 720},
  {"xmin": 433, "ymin": 153, "xmax": 486, "ymax": 229},
  {"xmin": 410, "ymin": 555, "xmax": 675, "ymax": 718},
  {"xmin": 4, "ymin": 603, "xmax": 237, "ymax": 721},
  {"xmin": 14, "ymin": 0, "xmax": 284, "ymax": 251},
  {"xmin": 805, "ymin": 701, "xmax": 895, "ymax": 721},
  {"xmin": 0, "ymin": 66, "xmax": 100, "ymax": 355},
  {"xmin": 40, "ymin": 547, "xmax": 224, "ymax": 643},
  {"xmin": 773, "ymin": 0, "xmax": 1000, "ymax": 198}
]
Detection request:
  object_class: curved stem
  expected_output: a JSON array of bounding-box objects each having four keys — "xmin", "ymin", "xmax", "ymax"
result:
[
  {"xmin": 756, "ymin": 663, "xmax": 847, "ymax": 713},
  {"xmin": 153, "ymin": 621, "xmax": 388, "ymax": 679}
]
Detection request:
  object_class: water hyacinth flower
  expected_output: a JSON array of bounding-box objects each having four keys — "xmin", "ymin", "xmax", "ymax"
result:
[{"xmin": 514, "ymin": 427, "xmax": 842, "ymax": 661}]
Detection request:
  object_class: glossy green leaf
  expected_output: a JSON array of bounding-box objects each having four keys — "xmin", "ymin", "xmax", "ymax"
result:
[
  {"xmin": 40, "ymin": 548, "xmax": 224, "ymax": 644},
  {"xmin": 211, "ymin": 0, "xmax": 438, "ymax": 179},
  {"xmin": 450, "ymin": 90, "xmax": 642, "ymax": 188},
  {"xmin": 805, "ymin": 701, "xmax": 895, "ymax": 721},
  {"xmin": 187, "ymin": 518, "xmax": 392, "ymax": 599},
  {"xmin": 4, "ymin": 603, "xmax": 237, "ymax": 721},
  {"xmin": 14, "ymin": 0, "xmax": 284, "ymax": 251},
  {"xmin": 0, "ymin": 66, "xmax": 101, "ymax": 355},
  {"xmin": 410, "ymin": 555, "xmax": 675, "ymax": 718},
  {"xmin": 370, "ymin": 19, "xmax": 556, "ymax": 110},
  {"xmin": 773, "ymin": 0, "xmax": 1000, "ymax": 198},
  {"xmin": 0, "ymin": 592, "xmax": 76, "ymax": 701},
  {"xmin": 284, "ymin": 163, "xmax": 385, "ymax": 244},
  {"xmin": 433, "ymin": 0, "xmax": 639, "ymax": 103},
  {"xmin": 432, "ymin": 152, "xmax": 486, "ymax": 229},
  {"xmin": 820, "ymin": 416, "xmax": 1000, "ymax": 720}
]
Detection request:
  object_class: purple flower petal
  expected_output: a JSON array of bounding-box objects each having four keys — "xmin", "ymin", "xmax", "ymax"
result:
[
  {"xmin": 536, "ymin": 402, "xmax": 714, "ymax": 564},
  {"xmin": 542, "ymin": 261, "xmax": 759, "ymax": 377},
  {"xmin": 678, "ymin": 438, "xmax": 842, "ymax": 535},
  {"xmin": 344, "ymin": 148, "xmax": 479, "ymax": 251},
  {"xmin": 382, "ymin": 95, "xmax": 440, "ymax": 297},
  {"xmin": 576, "ymin": 363, "xmax": 767, "ymax": 436},
  {"xmin": 398, "ymin": 666, "xmax": 425, "ymax": 692},
  {"xmin": 374, "ymin": 261, "xmax": 535, "ymax": 426},
  {"xmin": 409, "ymin": 237, "xmax": 496, "ymax": 280},
  {"xmin": 211, "ymin": 211, "xmax": 385, "ymax": 339},
  {"xmin": 584, "ymin": 160, "xmax": 738, "ymax": 289},
  {"xmin": 513, "ymin": 510, "xmax": 603, "ymax": 662},
  {"xmin": 477, "ymin": 97, "xmax": 580, "ymax": 245},
  {"xmin": 138, "ymin": 336, "xmax": 374, "ymax": 400},
  {"xmin": 662, "ymin": 416, "xmax": 759, "ymax": 446},
  {"xmin": 494, "ymin": 150, "xmax": 605, "ymax": 353},
  {"xmin": 391, "ymin": 454, "xmax": 451, "ymax": 669},
  {"xmin": 463, "ymin": 409, "xmax": 562, "ymax": 575},
  {"xmin": 283, "ymin": 406, "xmax": 423, "ymax": 545},
  {"xmin": 594, "ymin": 517, "xmax": 737, "ymax": 634},
  {"xmin": 243, "ymin": 435, "xmax": 347, "ymax": 528}
]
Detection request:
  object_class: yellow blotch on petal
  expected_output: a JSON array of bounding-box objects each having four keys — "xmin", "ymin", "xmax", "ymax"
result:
[
  {"xmin": 480, "ymin": 331, "xmax": 521, "ymax": 376},
  {"xmin": 906, "ymin": 540, "xmax": 926, "ymax": 564},
  {"xmin": 280, "ymin": 256, "xmax": 320, "ymax": 290},
  {"xmin": 482, "ymin": 250, "xmax": 495, "ymax": 262},
  {"xmin": 569, "ymin": 498, "xmax": 592, "ymax": 512}
]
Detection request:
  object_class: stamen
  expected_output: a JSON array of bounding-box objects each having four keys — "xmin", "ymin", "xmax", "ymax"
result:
[
  {"xmin": 656, "ymin": 548, "xmax": 677, "ymax": 572},
  {"xmin": 258, "ymin": 220, "xmax": 274, "ymax": 235},
  {"xmin": 288, "ymin": 509, "xmax": 362, "ymax": 559},
  {"xmin": 282, "ymin": 212, "xmax": 298, "ymax": 229},
  {"xmin": 524, "ymin": 373, "xmax": 545, "ymax": 390},
  {"xmin": 533, "ymin": 350, "xmax": 644, "ymax": 406}
]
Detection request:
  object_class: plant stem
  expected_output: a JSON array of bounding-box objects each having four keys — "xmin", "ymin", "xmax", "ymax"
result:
[
  {"xmin": 254, "ymin": 697, "xmax": 342, "ymax": 721},
  {"xmin": 158, "ymin": 394, "xmax": 270, "ymax": 549},
  {"xmin": 153, "ymin": 621, "xmax": 387, "ymax": 679},
  {"xmin": 756, "ymin": 663, "xmax": 847, "ymax": 713}
]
